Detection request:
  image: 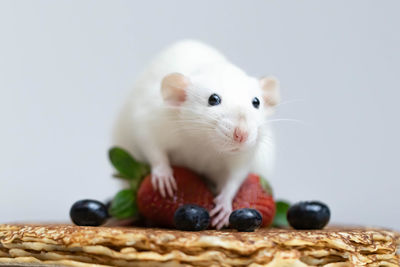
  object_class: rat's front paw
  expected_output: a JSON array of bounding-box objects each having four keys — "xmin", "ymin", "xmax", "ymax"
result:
[
  {"xmin": 210, "ymin": 195, "xmax": 233, "ymax": 230},
  {"xmin": 151, "ymin": 165, "xmax": 177, "ymax": 198}
]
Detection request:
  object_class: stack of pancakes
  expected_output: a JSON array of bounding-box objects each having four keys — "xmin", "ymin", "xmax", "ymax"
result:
[{"xmin": 0, "ymin": 224, "xmax": 399, "ymax": 266}]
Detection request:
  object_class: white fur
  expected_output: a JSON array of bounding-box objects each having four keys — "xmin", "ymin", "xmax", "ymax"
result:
[{"xmin": 112, "ymin": 40, "xmax": 276, "ymax": 229}]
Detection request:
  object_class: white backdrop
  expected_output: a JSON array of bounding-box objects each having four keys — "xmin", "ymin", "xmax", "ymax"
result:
[{"xmin": 0, "ymin": 0, "xmax": 399, "ymax": 230}]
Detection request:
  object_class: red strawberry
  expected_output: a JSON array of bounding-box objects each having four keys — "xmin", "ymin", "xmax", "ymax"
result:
[
  {"xmin": 137, "ymin": 166, "xmax": 214, "ymax": 227},
  {"xmin": 233, "ymin": 173, "xmax": 276, "ymax": 227}
]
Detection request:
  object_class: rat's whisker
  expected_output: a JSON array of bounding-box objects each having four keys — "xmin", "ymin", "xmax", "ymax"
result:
[
  {"xmin": 172, "ymin": 120, "xmax": 216, "ymax": 131},
  {"xmin": 162, "ymin": 107, "xmax": 221, "ymax": 124}
]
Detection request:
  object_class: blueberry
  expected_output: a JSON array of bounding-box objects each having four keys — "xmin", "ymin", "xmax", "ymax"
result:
[
  {"xmin": 174, "ymin": 204, "xmax": 210, "ymax": 231},
  {"xmin": 104, "ymin": 199, "xmax": 112, "ymax": 218},
  {"xmin": 287, "ymin": 201, "xmax": 330, "ymax": 230},
  {"xmin": 70, "ymin": 199, "xmax": 109, "ymax": 226},
  {"xmin": 229, "ymin": 208, "xmax": 262, "ymax": 232}
]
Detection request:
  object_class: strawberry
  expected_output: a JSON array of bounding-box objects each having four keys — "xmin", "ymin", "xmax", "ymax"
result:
[
  {"xmin": 232, "ymin": 173, "xmax": 276, "ymax": 227},
  {"xmin": 137, "ymin": 166, "xmax": 214, "ymax": 227}
]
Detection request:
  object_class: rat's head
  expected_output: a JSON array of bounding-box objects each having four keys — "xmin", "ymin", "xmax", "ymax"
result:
[{"xmin": 161, "ymin": 66, "xmax": 279, "ymax": 154}]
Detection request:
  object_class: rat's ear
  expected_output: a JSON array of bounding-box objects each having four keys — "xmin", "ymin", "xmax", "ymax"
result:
[
  {"xmin": 260, "ymin": 76, "xmax": 280, "ymax": 107},
  {"xmin": 161, "ymin": 73, "xmax": 190, "ymax": 105}
]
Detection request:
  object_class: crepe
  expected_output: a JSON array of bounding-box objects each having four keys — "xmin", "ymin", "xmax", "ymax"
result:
[{"xmin": 0, "ymin": 224, "xmax": 399, "ymax": 267}]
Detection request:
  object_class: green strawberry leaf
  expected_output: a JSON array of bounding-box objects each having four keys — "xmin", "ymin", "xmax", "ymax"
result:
[
  {"xmin": 272, "ymin": 200, "xmax": 290, "ymax": 227},
  {"xmin": 130, "ymin": 176, "xmax": 143, "ymax": 192},
  {"xmin": 112, "ymin": 173, "xmax": 132, "ymax": 180},
  {"xmin": 259, "ymin": 176, "xmax": 273, "ymax": 196},
  {"xmin": 109, "ymin": 147, "xmax": 150, "ymax": 180},
  {"xmin": 108, "ymin": 189, "xmax": 137, "ymax": 219}
]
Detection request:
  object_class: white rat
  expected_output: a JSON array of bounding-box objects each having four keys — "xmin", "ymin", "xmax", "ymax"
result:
[{"xmin": 112, "ymin": 40, "xmax": 279, "ymax": 229}]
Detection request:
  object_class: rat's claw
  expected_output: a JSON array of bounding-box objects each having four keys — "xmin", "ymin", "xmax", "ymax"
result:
[
  {"xmin": 213, "ymin": 209, "xmax": 231, "ymax": 229},
  {"xmin": 151, "ymin": 176, "xmax": 158, "ymax": 191},
  {"xmin": 210, "ymin": 195, "xmax": 233, "ymax": 229},
  {"xmin": 170, "ymin": 175, "xmax": 178, "ymax": 191},
  {"xmin": 211, "ymin": 204, "xmax": 232, "ymax": 229},
  {"xmin": 151, "ymin": 165, "xmax": 177, "ymax": 198},
  {"xmin": 164, "ymin": 176, "xmax": 174, "ymax": 197},
  {"xmin": 210, "ymin": 204, "xmax": 223, "ymax": 217},
  {"xmin": 216, "ymin": 215, "xmax": 230, "ymax": 230},
  {"xmin": 152, "ymin": 174, "xmax": 166, "ymax": 197},
  {"xmin": 159, "ymin": 179, "xmax": 167, "ymax": 198}
]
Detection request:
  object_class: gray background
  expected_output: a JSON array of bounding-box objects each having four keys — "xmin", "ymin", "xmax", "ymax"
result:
[{"xmin": 0, "ymin": 1, "xmax": 398, "ymax": 229}]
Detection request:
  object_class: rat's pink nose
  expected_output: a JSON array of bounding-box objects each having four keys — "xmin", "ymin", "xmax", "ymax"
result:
[{"xmin": 233, "ymin": 127, "xmax": 248, "ymax": 143}]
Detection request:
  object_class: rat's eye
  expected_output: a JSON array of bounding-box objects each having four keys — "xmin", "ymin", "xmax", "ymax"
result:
[
  {"xmin": 208, "ymin": 93, "xmax": 221, "ymax": 106},
  {"xmin": 252, "ymin": 97, "xmax": 260, "ymax": 109}
]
